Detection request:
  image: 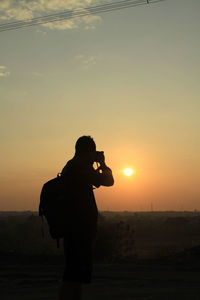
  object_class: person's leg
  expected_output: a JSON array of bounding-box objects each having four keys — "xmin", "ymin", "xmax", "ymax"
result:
[
  {"xmin": 60, "ymin": 233, "xmax": 94, "ymax": 299},
  {"xmin": 61, "ymin": 235, "xmax": 83, "ymax": 300},
  {"xmin": 59, "ymin": 280, "xmax": 82, "ymax": 300}
]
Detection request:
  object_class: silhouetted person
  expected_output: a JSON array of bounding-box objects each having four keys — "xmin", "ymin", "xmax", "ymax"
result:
[{"xmin": 59, "ymin": 136, "xmax": 114, "ymax": 300}]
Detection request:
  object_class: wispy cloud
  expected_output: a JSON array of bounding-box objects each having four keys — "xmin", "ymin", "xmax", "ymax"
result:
[
  {"xmin": 0, "ymin": 0, "xmax": 102, "ymax": 31},
  {"xmin": 74, "ymin": 54, "xmax": 99, "ymax": 69},
  {"xmin": 36, "ymin": 29, "xmax": 47, "ymax": 35},
  {"xmin": 0, "ymin": 66, "xmax": 10, "ymax": 77},
  {"xmin": 32, "ymin": 71, "xmax": 44, "ymax": 77}
]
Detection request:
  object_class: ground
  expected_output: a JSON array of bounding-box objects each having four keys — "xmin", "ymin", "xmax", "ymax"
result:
[{"xmin": 1, "ymin": 255, "xmax": 200, "ymax": 300}]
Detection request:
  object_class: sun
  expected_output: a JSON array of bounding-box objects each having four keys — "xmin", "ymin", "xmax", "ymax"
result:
[{"xmin": 123, "ymin": 168, "xmax": 134, "ymax": 176}]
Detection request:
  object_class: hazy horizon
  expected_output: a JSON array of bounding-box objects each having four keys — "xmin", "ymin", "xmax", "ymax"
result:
[{"xmin": 0, "ymin": 209, "xmax": 200, "ymax": 214}]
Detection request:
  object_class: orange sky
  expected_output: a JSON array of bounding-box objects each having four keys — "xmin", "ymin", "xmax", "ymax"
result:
[{"xmin": 0, "ymin": 0, "xmax": 200, "ymax": 211}]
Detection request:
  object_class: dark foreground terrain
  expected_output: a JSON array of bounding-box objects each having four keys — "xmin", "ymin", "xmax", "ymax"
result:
[
  {"xmin": 1, "ymin": 251, "xmax": 200, "ymax": 300},
  {"xmin": 1, "ymin": 211, "xmax": 200, "ymax": 299}
]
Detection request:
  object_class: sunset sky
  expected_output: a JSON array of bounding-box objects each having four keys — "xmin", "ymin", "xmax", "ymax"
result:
[{"xmin": 0, "ymin": 0, "xmax": 200, "ymax": 211}]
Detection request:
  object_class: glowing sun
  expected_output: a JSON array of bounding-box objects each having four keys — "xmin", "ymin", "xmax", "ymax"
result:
[{"xmin": 123, "ymin": 168, "xmax": 134, "ymax": 176}]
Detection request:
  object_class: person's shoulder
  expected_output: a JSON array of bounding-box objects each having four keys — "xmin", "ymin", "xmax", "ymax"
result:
[
  {"xmin": 61, "ymin": 158, "xmax": 75, "ymax": 174},
  {"xmin": 66, "ymin": 158, "xmax": 74, "ymax": 167}
]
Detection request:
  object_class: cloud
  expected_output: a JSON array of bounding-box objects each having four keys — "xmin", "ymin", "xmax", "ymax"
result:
[
  {"xmin": 0, "ymin": 66, "xmax": 10, "ymax": 77},
  {"xmin": 74, "ymin": 54, "xmax": 99, "ymax": 69},
  {"xmin": 0, "ymin": 0, "xmax": 102, "ymax": 31},
  {"xmin": 41, "ymin": 14, "xmax": 101, "ymax": 31},
  {"xmin": 32, "ymin": 71, "xmax": 44, "ymax": 77},
  {"xmin": 36, "ymin": 29, "xmax": 47, "ymax": 35}
]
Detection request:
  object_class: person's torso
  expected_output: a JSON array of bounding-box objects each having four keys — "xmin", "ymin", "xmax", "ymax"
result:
[{"xmin": 61, "ymin": 157, "xmax": 98, "ymax": 229}]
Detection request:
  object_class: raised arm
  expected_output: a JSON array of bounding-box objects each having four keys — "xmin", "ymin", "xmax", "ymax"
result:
[
  {"xmin": 95, "ymin": 162, "xmax": 114, "ymax": 187},
  {"xmin": 61, "ymin": 153, "xmax": 114, "ymax": 188},
  {"xmin": 91, "ymin": 151, "xmax": 114, "ymax": 187}
]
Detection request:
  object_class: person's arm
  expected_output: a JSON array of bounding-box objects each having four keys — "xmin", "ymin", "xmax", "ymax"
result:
[
  {"xmin": 95, "ymin": 162, "xmax": 114, "ymax": 187},
  {"xmin": 92, "ymin": 151, "xmax": 114, "ymax": 187},
  {"xmin": 61, "ymin": 156, "xmax": 114, "ymax": 187}
]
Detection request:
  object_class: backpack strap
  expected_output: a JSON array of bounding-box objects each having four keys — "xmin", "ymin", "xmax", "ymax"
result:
[
  {"xmin": 56, "ymin": 238, "xmax": 60, "ymax": 248},
  {"xmin": 41, "ymin": 215, "xmax": 45, "ymax": 238}
]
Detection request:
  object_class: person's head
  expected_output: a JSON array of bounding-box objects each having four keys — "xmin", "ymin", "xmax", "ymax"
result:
[{"xmin": 75, "ymin": 135, "xmax": 96, "ymax": 163}]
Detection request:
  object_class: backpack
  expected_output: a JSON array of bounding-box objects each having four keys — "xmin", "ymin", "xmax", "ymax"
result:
[{"xmin": 39, "ymin": 173, "xmax": 69, "ymax": 247}]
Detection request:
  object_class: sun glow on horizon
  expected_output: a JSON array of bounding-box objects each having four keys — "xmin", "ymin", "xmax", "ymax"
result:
[{"xmin": 123, "ymin": 168, "xmax": 134, "ymax": 176}]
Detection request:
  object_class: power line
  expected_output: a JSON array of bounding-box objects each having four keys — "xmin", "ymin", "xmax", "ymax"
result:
[
  {"xmin": 0, "ymin": 0, "xmax": 151, "ymax": 31},
  {"xmin": 0, "ymin": 0, "xmax": 164, "ymax": 32},
  {"xmin": 0, "ymin": 0, "xmax": 165, "ymax": 33}
]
